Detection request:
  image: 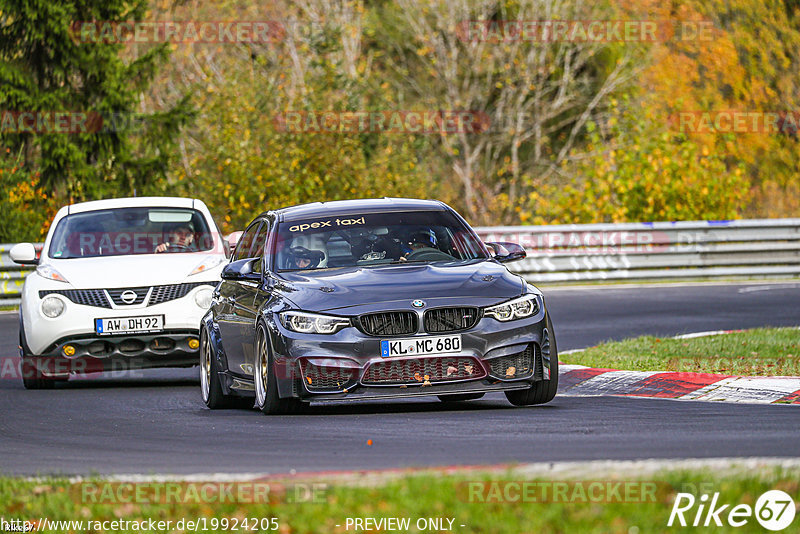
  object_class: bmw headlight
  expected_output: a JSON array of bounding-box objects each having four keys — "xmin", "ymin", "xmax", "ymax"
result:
[
  {"xmin": 41, "ymin": 296, "xmax": 65, "ymax": 318},
  {"xmin": 280, "ymin": 311, "xmax": 350, "ymax": 334},
  {"xmin": 194, "ymin": 287, "xmax": 214, "ymax": 309},
  {"xmin": 484, "ymin": 294, "xmax": 540, "ymax": 322}
]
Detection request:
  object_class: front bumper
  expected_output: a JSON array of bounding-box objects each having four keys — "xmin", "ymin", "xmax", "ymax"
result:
[
  {"xmin": 23, "ymin": 330, "xmax": 201, "ymax": 376},
  {"xmin": 21, "ymin": 277, "xmax": 216, "ymax": 355},
  {"xmin": 303, "ymin": 380, "xmax": 530, "ymax": 403},
  {"xmin": 261, "ymin": 309, "xmax": 553, "ymax": 401}
]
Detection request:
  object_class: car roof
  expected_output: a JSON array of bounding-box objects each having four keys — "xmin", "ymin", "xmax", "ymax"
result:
[
  {"xmin": 268, "ymin": 198, "xmax": 448, "ymax": 223},
  {"xmin": 65, "ymin": 197, "xmax": 201, "ymax": 215}
]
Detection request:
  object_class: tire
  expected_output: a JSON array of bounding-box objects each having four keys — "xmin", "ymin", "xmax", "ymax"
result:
[
  {"xmin": 437, "ymin": 393, "xmax": 485, "ymax": 402},
  {"xmin": 200, "ymin": 325, "xmax": 233, "ymax": 409},
  {"xmin": 19, "ymin": 324, "xmax": 63, "ymax": 389},
  {"xmin": 254, "ymin": 323, "xmax": 304, "ymax": 415},
  {"xmin": 505, "ymin": 319, "xmax": 559, "ymax": 406},
  {"xmin": 21, "ymin": 356, "xmax": 56, "ymax": 390}
]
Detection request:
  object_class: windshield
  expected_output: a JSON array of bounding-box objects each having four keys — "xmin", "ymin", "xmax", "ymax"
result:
[
  {"xmin": 274, "ymin": 210, "xmax": 488, "ymax": 272},
  {"xmin": 48, "ymin": 207, "xmax": 215, "ymax": 259}
]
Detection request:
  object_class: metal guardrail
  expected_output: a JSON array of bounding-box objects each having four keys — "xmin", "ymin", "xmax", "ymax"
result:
[
  {"xmin": 2, "ymin": 218, "xmax": 799, "ymax": 305},
  {"xmin": 475, "ymin": 218, "xmax": 800, "ymax": 283},
  {"xmin": 0, "ymin": 243, "xmax": 43, "ymax": 306}
]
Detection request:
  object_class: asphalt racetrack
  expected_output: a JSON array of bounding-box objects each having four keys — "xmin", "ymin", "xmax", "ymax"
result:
[{"xmin": 2, "ymin": 282, "xmax": 799, "ymax": 476}]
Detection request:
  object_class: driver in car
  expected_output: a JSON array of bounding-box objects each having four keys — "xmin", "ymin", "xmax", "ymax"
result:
[
  {"xmin": 156, "ymin": 224, "xmax": 195, "ymax": 253},
  {"xmin": 400, "ymin": 229, "xmax": 439, "ymax": 261},
  {"xmin": 288, "ymin": 246, "xmax": 325, "ymax": 270}
]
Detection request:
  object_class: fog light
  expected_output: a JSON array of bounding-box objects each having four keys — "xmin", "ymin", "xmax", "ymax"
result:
[
  {"xmin": 41, "ymin": 296, "xmax": 65, "ymax": 318},
  {"xmin": 63, "ymin": 345, "xmax": 75, "ymax": 357},
  {"xmin": 188, "ymin": 338, "xmax": 200, "ymax": 350}
]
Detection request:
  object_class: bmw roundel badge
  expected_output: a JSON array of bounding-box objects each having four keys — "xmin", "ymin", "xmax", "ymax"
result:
[{"xmin": 411, "ymin": 299, "xmax": 426, "ymax": 308}]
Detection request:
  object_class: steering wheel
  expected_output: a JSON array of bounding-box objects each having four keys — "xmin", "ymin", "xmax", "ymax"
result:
[
  {"xmin": 157, "ymin": 243, "xmax": 191, "ymax": 253},
  {"xmin": 406, "ymin": 247, "xmax": 454, "ymax": 261}
]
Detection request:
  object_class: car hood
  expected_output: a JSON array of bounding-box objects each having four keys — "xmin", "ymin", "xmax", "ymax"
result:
[
  {"xmin": 42, "ymin": 254, "xmax": 224, "ymax": 288},
  {"xmin": 275, "ymin": 260, "xmax": 526, "ymax": 313}
]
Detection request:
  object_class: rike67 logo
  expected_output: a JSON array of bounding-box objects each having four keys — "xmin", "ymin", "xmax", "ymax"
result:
[{"xmin": 668, "ymin": 490, "xmax": 795, "ymax": 531}]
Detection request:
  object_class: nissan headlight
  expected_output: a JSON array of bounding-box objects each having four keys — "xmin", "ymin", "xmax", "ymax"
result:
[
  {"xmin": 484, "ymin": 294, "xmax": 540, "ymax": 322},
  {"xmin": 280, "ymin": 311, "xmax": 350, "ymax": 334},
  {"xmin": 36, "ymin": 264, "xmax": 69, "ymax": 283},
  {"xmin": 41, "ymin": 296, "xmax": 65, "ymax": 318},
  {"xmin": 194, "ymin": 287, "xmax": 214, "ymax": 308},
  {"xmin": 189, "ymin": 256, "xmax": 225, "ymax": 276}
]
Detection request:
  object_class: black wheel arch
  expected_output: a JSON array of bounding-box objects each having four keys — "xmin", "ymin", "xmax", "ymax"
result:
[
  {"xmin": 201, "ymin": 313, "xmax": 234, "ymax": 396},
  {"xmin": 18, "ymin": 308, "xmax": 33, "ymax": 357}
]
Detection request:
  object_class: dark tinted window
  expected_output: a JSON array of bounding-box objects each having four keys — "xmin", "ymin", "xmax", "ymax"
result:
[
  {"xmin": 274, "ymin": 210, "xmax": 487, "ymax": 271},
  {"xmin": 251, "ymin": 222, "xmax": 270, "ymax": 274},
  {"xmin": 233, "ymin": 222, "xmax": 261, "ymax": 261}
]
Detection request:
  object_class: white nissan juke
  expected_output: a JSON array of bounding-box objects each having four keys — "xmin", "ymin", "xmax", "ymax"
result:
[{"xmin": 10, "ymin": 197, "xmax": 228, "ymax": 388}]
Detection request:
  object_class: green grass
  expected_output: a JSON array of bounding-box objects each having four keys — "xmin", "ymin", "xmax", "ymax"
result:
[
  {"xmin": 1, "ymin": 469, "xmax": 798, "ymax": 533},
  {"xmin": 562, "ymin": 327, "xmax": 800, "ymax": 376}
]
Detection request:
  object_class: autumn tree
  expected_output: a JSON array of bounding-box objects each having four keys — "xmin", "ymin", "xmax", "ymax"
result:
[
  {"xmin": 376, "ymin": 0, "xmax": 643, "ymax": 224},
  {"xmin": 0, "ymin": 0, "xmax": 192, "ymax": 201},
  {"xmin": 148, "ymin": 0, "xmax": 430, "ymax": 232}
]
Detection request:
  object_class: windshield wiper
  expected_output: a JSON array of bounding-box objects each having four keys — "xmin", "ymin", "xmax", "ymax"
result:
[{"xmin": 385, "ymin": 259, "xmax": 431, "ymax": 265}]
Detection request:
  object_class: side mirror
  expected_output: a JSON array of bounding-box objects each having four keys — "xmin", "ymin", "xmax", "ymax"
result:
[
  {"xmin": 485, "ymin": 241, "xmax": 526, "ymax": 263},
  {"xmin": 221, "ymin": 257, "xmax": 261, "ymax": 281},
  {"xmin": 9, "ymin": 243, "xmax": 39, "ymax": 265}
]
